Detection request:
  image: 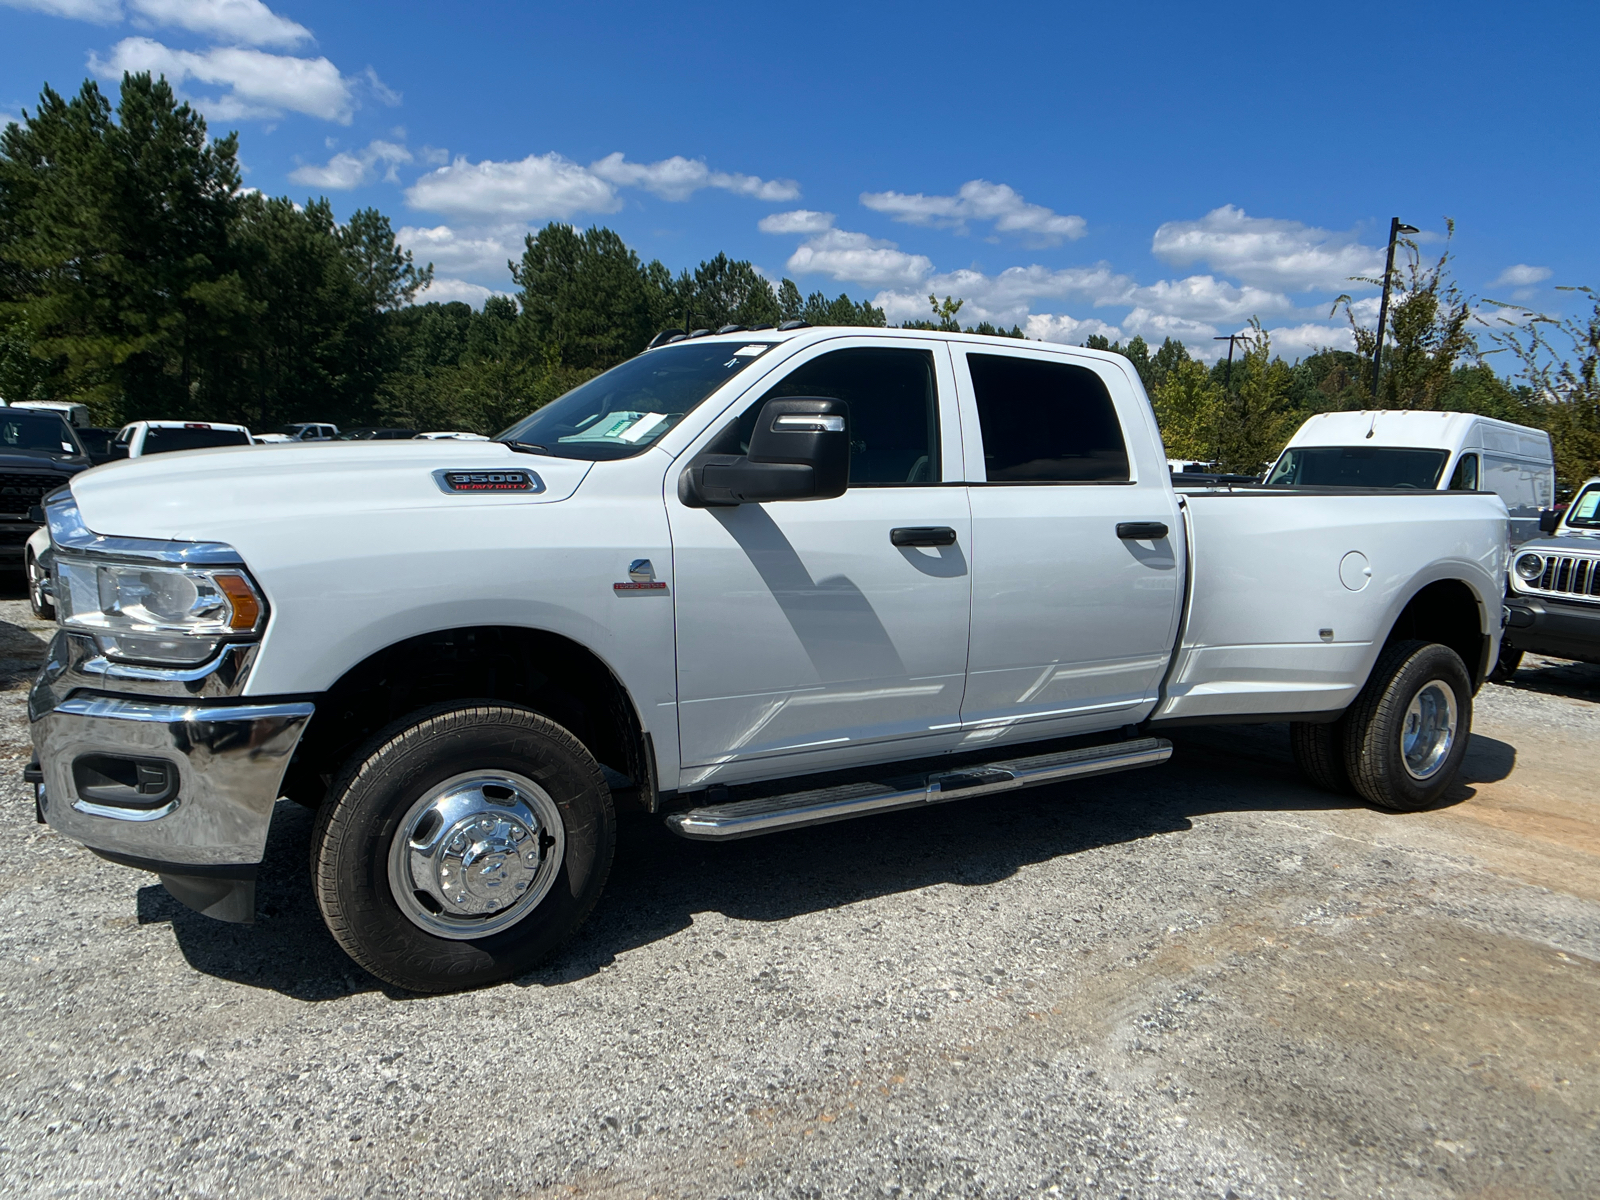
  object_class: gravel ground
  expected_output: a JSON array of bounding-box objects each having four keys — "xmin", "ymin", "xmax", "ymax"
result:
[{"xmin": 0, "ymin": 591, "xmax": 1596, "ymax": 1200}]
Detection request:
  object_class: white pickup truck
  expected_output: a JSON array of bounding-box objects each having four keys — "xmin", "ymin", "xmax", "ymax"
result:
[{"xmin": 27, "ymin": 328, "xmax": 1508, "ymax": 992}]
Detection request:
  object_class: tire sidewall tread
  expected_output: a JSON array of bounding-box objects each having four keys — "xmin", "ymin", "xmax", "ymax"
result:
[
  {"xmin": 311, "ymin": 701, "xmax": 615, "ymax": 993},
  {"xmin": 1343, "ymin": 640, "xmax": 1472, "ymax": 813}
]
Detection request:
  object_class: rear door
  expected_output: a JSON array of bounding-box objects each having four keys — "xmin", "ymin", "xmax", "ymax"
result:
[
  {"xmin": 952, "ymin": 346, "xmax": 1184, "ymax": 739},
  {"xmin": 668, "ymin": 337, "xmax": 972, "ymax": 781}
]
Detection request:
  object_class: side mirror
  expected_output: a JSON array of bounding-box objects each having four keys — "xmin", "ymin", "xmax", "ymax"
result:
[
  {"xmin": 679, "ymin": 397, "xmax": 849, "ymax": 507},
  {"xmin": 109, "ymin": 445, "xmax": 129, "ymax": 461},
  {"xmin": 1539, "ymin": 508, "xmax": 1561, "ymax": 534}
]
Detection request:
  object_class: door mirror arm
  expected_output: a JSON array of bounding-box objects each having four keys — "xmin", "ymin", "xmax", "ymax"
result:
[{"xmin": 679, "ymin": 396, "xmax": 850, "ymax": 508}]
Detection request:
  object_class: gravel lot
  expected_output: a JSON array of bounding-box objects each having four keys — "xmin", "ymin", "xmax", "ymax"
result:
[{"xmin": 0, "ymin": 591, "xmax": 1595, "ymax": 1200}]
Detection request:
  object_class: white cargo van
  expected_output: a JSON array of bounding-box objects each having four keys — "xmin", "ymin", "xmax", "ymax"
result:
[{"xmin": 1266, "ymin": 410, "xmax": 1555, "ymax": 544}]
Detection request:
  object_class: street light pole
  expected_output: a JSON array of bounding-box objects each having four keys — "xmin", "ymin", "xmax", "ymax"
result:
[{"xmin": 1370, "ymin": 216, "xmax": 1420, "ymax": 402}]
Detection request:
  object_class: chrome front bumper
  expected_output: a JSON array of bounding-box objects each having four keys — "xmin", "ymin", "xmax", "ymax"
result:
[{"xmin": 29, "ymin": 673, "xmax": 313, "ymax": 920}]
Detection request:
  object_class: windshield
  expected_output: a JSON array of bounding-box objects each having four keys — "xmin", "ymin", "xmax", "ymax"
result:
[
  {"xmin": 1266, "ymin": 446, "xmax": 1450, "ymax": 489},
  {"xmin": 1566, "ymin": 484, "xmax": 1600, "ymax": 529},
  {"xmin": 497, "ymin": 341, "xmax": 778, "ymax": 460},
  {"xmin": 142, "ymin": 426, "xmax": 251, "ymax": 454},
  {"xmin": 0, "ymin": 412, "xmax": 82, "ymax": 455}
]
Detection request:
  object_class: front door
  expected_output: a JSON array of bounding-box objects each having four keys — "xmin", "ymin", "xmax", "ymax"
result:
[
  {"xmin": 953, "ymin": 346, "xmax": 1184, "ymax": 740},
  {"xmin": 668, "ymin": 339, "xmax": 971, "ymax": 784}
]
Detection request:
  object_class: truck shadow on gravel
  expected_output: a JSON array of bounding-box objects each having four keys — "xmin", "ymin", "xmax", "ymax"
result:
[{"xmin": 135, "ymin": 721, "xmax": 1509, "ymax": 1002}]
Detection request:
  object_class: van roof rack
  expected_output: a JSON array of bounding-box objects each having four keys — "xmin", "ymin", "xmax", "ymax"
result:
[
  {"xmin": 777, "ymin": 320, "xmax": 809, "ymax": 331},
  {"xmin": 716, "ymin": 324, "xmax": 746, "ymax": 334}
]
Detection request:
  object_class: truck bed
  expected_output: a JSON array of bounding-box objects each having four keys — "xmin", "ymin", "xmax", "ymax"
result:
[{"xmin": 1155, "ymin": 486, "xmax": 1507, "ymax": 723}]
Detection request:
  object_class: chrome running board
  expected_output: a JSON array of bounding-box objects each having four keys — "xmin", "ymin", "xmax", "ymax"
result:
[{"xmin": 665, "ymin": 737, "xmax": 1172, "ymax": 841}]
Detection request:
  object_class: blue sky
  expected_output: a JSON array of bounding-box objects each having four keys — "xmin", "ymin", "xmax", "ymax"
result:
[{"xmin": 3, "ymin": 0, "xmax": 1597, "ymax": 361}]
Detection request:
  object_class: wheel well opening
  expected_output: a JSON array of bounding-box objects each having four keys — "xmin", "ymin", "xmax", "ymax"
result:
[
  {"xmin": 284, "ymin": 627, "xmax": 653, "ymax": 811},
  {"xmin": 1384, "ymin": 580, "xmax": 1488, "ymax": 686}
]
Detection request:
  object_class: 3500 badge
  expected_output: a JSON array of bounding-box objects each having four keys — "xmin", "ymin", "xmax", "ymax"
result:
[{"xmin": 432, "ymin": 469, "xmax": 545, "ymax": 494}]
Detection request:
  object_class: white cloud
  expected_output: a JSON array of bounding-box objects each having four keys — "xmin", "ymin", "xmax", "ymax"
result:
[
  {"xmin": 90, "ymin": 37, "xmax": 354, "ymax": 122},
  {"xmin": 861, "ymin": 179, "xmax": 1086, "ymax": 245},
  {"xmin": 1489, "ymin": 264, "xmax": 1551, "ymax": 302},
  {"xmin": 0, "ymin": 112, "xmax": 19, "ymax": 129},
  {"xmin": 759, "ymin": 209, "xmax": 834, "ymax": 235},
  {"xmin": 413, "ymin": 277, "xmax": 511, "ymax": 310},
  {"xmin": 126, "ymin": 0, "xmax": 310, "ymax": 48},
  {"xmin": 1152, "ymin": 205, "xmax": 1383, "ymax": 292},
  {"xmin": 0, "ymin": 0, "xmax": 120, "ymax": 21},
  {"xmin": 406, "ymin": 153, "xmax": 619, "ymax": 220},
  {"xmin": 361, "ymin": 66, "xmax": 401, "ymax": 107},
  {"xmin": 1024, "ymin": 313, "xmax": 1123, "ymax": 345},
  {"xmin": 396, "ymin": 224, "xmax": 523, "ymax": 277},
  {"xmin": 1259, "ymin": 323, "xmax": 1355, "ymax": 359},
  {"xmin": 785, "ymin": 228, "xmax": 934, "ymax": 290},
  {"xmin": 290, "ymin": 139, "xmax": 411, "ymax": 188},
  {"xmin": 588, "ymin": 152, "xmax": 799, "ymax": 202},
  {"xmin": 1130, "ymin": 274, "xmax": 1294, "ymax": 323}
]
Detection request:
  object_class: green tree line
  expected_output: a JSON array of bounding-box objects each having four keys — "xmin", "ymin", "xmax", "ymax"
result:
[{"xmin": 2, "ymin": 72, "xmax": 1597, "ymax": 486}]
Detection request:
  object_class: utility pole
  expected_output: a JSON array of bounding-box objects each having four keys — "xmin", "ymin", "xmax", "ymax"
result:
[
  {"xmin": 1212, "ymin": 332, "xmax": 1248, "ymax": 468},
  {"xmin": 1370, "ymin": 216, "xmax": 1420, "ymax": 402}
]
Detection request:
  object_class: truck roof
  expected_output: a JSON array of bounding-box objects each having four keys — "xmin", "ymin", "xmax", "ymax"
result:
[
  {"xmin": 642, "ymin": 325, "xmax": 1139, "ymax": 368},
  {"xmin": 1284, "ymin": 409, "xmax": 1551, "ymax": 459}
]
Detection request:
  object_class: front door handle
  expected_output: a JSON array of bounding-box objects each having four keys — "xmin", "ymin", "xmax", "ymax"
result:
[
  {"xmin": 1116, "ymin": 522, "xmax": 1169, "ymax": 540},
  {"xmin": 891, "ymin": 526, "xmax": 957, "ymax": 547}
]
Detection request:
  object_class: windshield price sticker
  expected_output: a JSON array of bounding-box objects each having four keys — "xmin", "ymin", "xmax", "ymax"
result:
[{"xmin": 435, "ymin": 469, "xmax": 545, "ymax": 494}]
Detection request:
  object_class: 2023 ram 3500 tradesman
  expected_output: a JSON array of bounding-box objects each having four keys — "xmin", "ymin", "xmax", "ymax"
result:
[{"xmin": 26, "ymin": 329, "xmax": 1509, "ymax": 992}]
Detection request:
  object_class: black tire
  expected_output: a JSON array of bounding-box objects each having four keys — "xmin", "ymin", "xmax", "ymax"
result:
[
  {"xmin": 1343, "ymin": 640, "xmax": 1472, "ymax": 813},
  {"xmin": 1486, "ymin": 644, "xmax": 1523, "ymax": 684},
  {"xmin": 1289, "ymin": 718, "xmax": 1352, "ymax": 794},
  {"xmin": 25, "ymin": 550, "xmax": 54, "ymax": 622},
  {"xmin": 311, "ymin": 702, "xmax": 615, "ymax": 993}
]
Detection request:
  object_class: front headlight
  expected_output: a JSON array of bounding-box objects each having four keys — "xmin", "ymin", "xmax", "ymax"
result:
[
  {"xmin": 1514, "ymin": 553, "xmax": 1545, "ymax": 582},
  {"xmin": 55, "ymin": 558, "xmax": 264, "ymax": 665}
]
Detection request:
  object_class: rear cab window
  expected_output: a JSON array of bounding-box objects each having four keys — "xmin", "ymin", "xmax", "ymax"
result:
[
  {"xmin": 963, "ymin": 351, "xmax": 1130, "ymax": 482},
  {"xmin": 141, "ymin": 426, "xmax": 252, "ymax": 454}
]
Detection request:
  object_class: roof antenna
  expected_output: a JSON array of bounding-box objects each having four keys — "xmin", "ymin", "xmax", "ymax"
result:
[{"xmin": 1365, "ymin": 412, "xmax": 1379, "ymax": 440}]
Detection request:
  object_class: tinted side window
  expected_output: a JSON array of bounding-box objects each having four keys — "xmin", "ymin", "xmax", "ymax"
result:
[
  {"xmin": 967, "ymin": 353, "xmax": 1129, "ymax": 482},
  {"xmin": 742, "ymin": 347, "xmax": 940, "ymax": 485},
  {"xmin": 1448, "ymin": 453, "xmax": 1479, "ymax": 490}
]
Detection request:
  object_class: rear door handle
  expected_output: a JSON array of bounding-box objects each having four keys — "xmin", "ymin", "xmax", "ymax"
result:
[
  {"xmin": 1116, "ymin": 522, "xmax": 1169, "ymax": 540},
  {"xmin": 891, "ymin": 526, "xmax": 958, "ymax": 547}
]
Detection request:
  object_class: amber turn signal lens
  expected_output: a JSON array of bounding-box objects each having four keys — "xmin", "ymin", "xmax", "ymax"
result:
[{"xmin": 215, "ymin": 573, "xmax": 262, "ymax": 630}]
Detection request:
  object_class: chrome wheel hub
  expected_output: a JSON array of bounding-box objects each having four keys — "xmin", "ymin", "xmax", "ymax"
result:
[
  {"xmin": 387, "ymin": 771, "xmax": 565, "ymax": 940},
  {"xmin": 1401, "ymin": 679, "xmax": 1458, "ymax": 781}
]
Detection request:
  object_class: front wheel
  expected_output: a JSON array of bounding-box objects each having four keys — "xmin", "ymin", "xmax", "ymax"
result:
[
  {"xmin": 25, "ymin": 550, "xmax": 54, "ymax": 622},
  {"xmin": 1343, "ymin": 640, "xmax": 1472, "ymax": 812},
  {"xmin": 311, "ymin": 703, "xmax": 615, "ymax": 992}
]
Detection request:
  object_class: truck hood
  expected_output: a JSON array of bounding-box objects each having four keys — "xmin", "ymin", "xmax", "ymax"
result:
[
  {"xmin": 1516, "ymin": 532, "xmax": 1600, "ymax": 553},
  {"xmin": 69, "ymin": 440, "xmax": 593, "ymax": 545}
]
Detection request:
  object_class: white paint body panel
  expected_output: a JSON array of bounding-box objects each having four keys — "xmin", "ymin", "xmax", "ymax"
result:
[{"xmin": 61, "ymin": 331, "xmax": 1508, "ymax": 797}]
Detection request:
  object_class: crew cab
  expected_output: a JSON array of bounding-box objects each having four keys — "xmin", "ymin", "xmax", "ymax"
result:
[
  {"xmin": 1497, "ymin": 476, "xmax": 1600, "ymax": 675},
  {"xmin": 26, "ymin": 329, "xmax": 1509, "ymax": 992}
]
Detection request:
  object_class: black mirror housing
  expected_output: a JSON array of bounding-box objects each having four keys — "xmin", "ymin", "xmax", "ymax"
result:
[
  {"xmin": 680, "ymin": 397, "xmax": 849, "ymax": 507},
  {"xmin": 1539, "ymin": 508, "xmax": 1561, "ymax": 534}
]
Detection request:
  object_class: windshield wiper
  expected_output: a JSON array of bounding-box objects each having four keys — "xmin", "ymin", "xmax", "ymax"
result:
[{"xmin": 496, "ymin": 438, "xmax": 549, "ymax": 455}]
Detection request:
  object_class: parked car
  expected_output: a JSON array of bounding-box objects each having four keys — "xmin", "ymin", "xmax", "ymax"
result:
[
  {"xmin": 1265, "ymin": 410, "xmax": 1555, "ymax": 545},
  {"xmin": 0, "ymin": 409, "xmax": 91, "ymax": 599},
  {"xmin": 1493, "ymin": 476, "xmax": 1600, "ymax": 678},
  {"xmin": 270, "ymin": 422, "xmax": 340, "ymax": 442},
  {"xmin": 8, "ymin": 400, "xmax": 94, "ymax": 429},
  {"xmin": 339, "ymin": 427, "xmax": 418, "ymax": 440},
  {"xmin": 415, "ymin": 430, "xmax": 490, "ymax": 440},
  {"xmin": 27, "ymin": 328, "xmax": 1508, "ymax": 992},
  {"xmin": 112, "ymin": 420, "xmax": 254, "ymax": 457}
]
